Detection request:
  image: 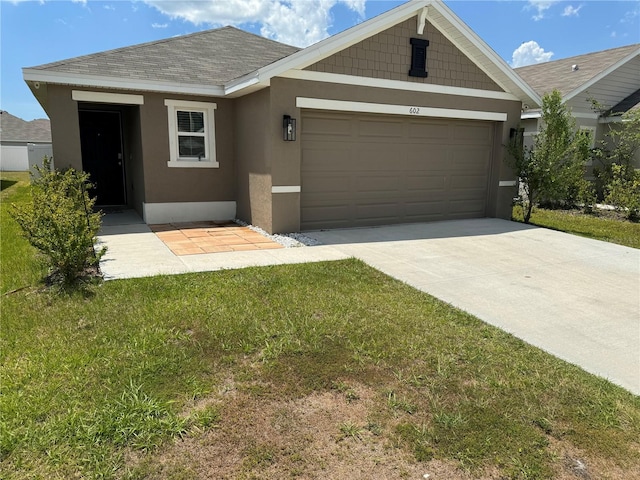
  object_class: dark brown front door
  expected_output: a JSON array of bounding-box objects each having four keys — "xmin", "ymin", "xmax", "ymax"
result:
[{"xmin": 79, "ymin": 110, "xmax": 126, "ymax": 206}]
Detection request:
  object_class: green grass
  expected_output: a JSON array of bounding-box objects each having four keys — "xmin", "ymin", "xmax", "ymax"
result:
[
  {"xmin": 513, "ymin": 204, "xmax": 640, "ymax": 249},
  {"xmin": 2, "ymin": 175, "xmax": 640, "ymax": 479},
  {"xmin": 0, "ymin": 172, "xmax": 47, "ymax": 293}
]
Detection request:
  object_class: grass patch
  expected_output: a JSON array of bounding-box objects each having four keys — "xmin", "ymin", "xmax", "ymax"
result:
[
  {"xmin": 513, "ymin": 204, "xmax": 640, "ymax": 249},
  {"xmin": 2, "ymin": 176, "xmax": 640, "ymax": 479}
]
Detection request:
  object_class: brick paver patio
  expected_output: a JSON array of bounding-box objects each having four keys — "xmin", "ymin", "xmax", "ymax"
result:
[{"xmin": 150, "ymin": 221, "xmax": 283, "ymax": 256}]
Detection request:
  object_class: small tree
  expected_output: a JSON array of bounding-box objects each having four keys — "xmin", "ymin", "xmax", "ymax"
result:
[
  {"xmin": 593, "ymin": 109, "xmax": 640, "ymax": 200},
  {"xmin": 605, "ymin": 164, "xmax": 640, "ymax": 220},
  {"xmin": 508, "ymin": 90, "xmax": 591, "ymax": 223},
  {"xmin": 11, "ymin": 158, "xmax": 106, "ymax": 286}
]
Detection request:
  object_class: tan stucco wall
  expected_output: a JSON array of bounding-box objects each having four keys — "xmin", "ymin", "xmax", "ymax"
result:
[
  {"xmin": 140, "ymin": 92, "xmax": 235, "ymax": 204},
  {"xmin": 234, "ymin": 89, "xmax": 273, "ymax": 230},
  {"xmin": 47, "ymin": 84, "xmax": 82, "ymax": 171},
  {"xmin": 306, "ymin": 17, "xmax": 501, "ymax": 92}
]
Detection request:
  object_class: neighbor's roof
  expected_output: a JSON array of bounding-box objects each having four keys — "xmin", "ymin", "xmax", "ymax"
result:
[
  {"xmin": 0, "ymin": 111, "xmax": 51, "ymax": 143},
  {"xmin": 25, "ymin": 26, "xmax": 299, "ymax": 89},
  {"xmin": 607, "ymin": 88, "xmax": 640, "ymax": 116},
  {"xmin": 514, "ymin": 44, "xmax": 640, "ymax": 100}
]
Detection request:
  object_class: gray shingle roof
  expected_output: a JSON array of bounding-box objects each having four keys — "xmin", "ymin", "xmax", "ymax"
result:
[
  {"xmin": 514, "ymin": 44, "xmax": 639, "ymax": 98},
  {"xmin": 27, "ymin": 26, "xmax": 300, "ymax": 86},
  {"xmin": 0, "ymin": 111, "xmax": 51, "ymax": 143}
]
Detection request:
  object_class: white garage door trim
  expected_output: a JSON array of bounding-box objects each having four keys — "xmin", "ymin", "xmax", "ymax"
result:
[{"xmin": 296, "ymin": 97, "xmax": 507, "ymax": 122}]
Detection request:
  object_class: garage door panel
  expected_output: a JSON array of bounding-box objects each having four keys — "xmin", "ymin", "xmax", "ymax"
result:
[
  {"xmin": 358, "ymin": 119, "xmax": 404, "ymax": 138},
  {"xmin": 355, "ymin": 174, "xmax": 401, "ymax": 193},
  {"xmin": 301, "ymin": 111, "xmax": 493, "ymax": 230},
  {"xmin": 302, "ymin": 116, "xmax": 352, "ymax": 137},
  {"xmin": 302, "ymin": 174, "xmax": 350, "ymax": 194},
  {"xmin": 406, "ymin": 175, "xmax": 447, "ymax": 192},
  {"xmin": 408, "ymin": 121, "xmax": 450, "ymax": 140}
]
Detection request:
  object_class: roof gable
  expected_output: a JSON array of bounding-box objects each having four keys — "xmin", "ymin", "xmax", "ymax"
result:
[
  {"xmin": 305, "ymin": 17, "xmax": 502, "ymax": 92},
  {"xmin": 226, "ymin": 0, "xmax": 540, "ymax": 106},
  {"xmin": 514, "ymin": 44, "xmax": 640, "ymax": 100}
]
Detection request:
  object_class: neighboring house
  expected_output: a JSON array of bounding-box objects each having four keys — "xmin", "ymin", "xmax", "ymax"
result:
[
  {"xmin": 0, "ymin": 111, "xmax": 52, "ymax": 171},
  {"xmin": 22, "ymin": 0, "xmax": 539, "ymax": 234},
  {"xmin": 514, "ymin": 44, "xmax": 640, "ymax": 169}
]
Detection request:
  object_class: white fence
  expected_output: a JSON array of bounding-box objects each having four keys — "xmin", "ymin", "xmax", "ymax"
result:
[{"xmin": 0, "ymin": 143, "xmax": 53, "ymax": 171}]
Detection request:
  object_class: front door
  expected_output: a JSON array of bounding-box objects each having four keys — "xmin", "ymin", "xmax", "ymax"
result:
[{"xmin": 79, "ymin": 110, "xmax": 126, "ymax": 206}]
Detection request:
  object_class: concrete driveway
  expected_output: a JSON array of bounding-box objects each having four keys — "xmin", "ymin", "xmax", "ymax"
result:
[{"xmin": 304, "ymin": 219, "xmax": 640, "ymax": 395}]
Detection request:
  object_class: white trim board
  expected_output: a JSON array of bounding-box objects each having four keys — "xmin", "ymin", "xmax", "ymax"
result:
[
  {"xmin": 296, "ymin": 97, "xmax": 508, "ymax": 122},
  {"xmin": 279, "ymin": 70, "xmax": 519, "ymax": 102},
  {"xmin": 25, "ymin": 69, "xmax": 225, "ymax": 97},
  {"xmin": 272, "ymin": 186, "xmax": 301, "ymax": 194},
  {"xmin": 72, "ymin": 90, "xmax": 144, "ymax": 105},
  {"xmin": 142, "ymin": 201, "xmax": 236, "ymax": 224}
]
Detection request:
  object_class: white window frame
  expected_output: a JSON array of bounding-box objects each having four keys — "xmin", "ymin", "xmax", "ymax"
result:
[{"xmin": 164, "ymin": 99, "xmax": 218, "ymax": 168}]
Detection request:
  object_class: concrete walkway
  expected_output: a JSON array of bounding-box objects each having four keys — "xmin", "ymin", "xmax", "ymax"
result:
[
  {"xmin": 97, "ymin": 211, "xmax": 349, "ymax": 280},
  {"xmin": 304, "ymin": 219, "xmax": 640, "ymax": 396},
  {"xmin": 98, "ymin": 212, "xmax": 639, "ymax": 395}
]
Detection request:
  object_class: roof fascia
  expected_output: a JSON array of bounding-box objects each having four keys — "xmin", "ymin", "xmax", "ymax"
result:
[
  {"xmin": 23, "ymin": 68, "xmax": 225, "ymax": 97},
  {"xmin": 429, "ymin": 1, "xmax": 541, "ymax": 107},
  {"xmin": 225, "ymin": 0, "xmax": 430, "ymax": 95},
  {"xmin": 563, "ymin": 47, "xmax": 640, "ymax": 103}
]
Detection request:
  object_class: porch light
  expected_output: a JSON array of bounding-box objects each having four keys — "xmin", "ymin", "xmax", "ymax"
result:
[{"xmin": 283, "ymin": 115, "xmax": 296, "ymax": 141}]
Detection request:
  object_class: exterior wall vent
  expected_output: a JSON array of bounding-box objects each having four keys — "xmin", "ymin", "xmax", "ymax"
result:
[{"xmin": 409, "ymin": 38, "xmax": 429, "ymax": 78}]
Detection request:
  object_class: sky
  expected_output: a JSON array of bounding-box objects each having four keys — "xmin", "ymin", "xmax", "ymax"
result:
[{"xmin": 1, "ymin": 0, "xmax": 639, "ymax": 121}]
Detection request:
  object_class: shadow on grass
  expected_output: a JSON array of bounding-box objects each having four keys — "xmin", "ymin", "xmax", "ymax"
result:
[{"xmin": 1, "ymin": 179, "xmax": 18, "ymax": 191}]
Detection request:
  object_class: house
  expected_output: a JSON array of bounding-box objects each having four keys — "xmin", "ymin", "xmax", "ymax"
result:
[
  {"xmin": 514, "ymin": 44, "xmax": 640, "ymax": 169},
  {"xmin": 0, "ymin": 111, "xmax": 52, "ymax": 172},
  {"xmin": 22, "ymin": 0, "xmax": 539, "ymax": 234}
]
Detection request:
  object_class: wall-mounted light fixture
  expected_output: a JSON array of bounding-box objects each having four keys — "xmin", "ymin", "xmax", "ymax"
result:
[{"xmin": 283, "ymin": 115, "xmax": 296, "ymax": 141}]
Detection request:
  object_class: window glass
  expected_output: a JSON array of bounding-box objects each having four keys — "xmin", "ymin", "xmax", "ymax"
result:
[
  {"xmin": 177, "ymin": 111, "xmax": 204, "ymax": 133},
  {"xmin": 178, "ymin": 136, "xmax": 206, "ymax": 158}
]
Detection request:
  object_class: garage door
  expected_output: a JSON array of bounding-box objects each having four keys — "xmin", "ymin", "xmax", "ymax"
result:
[{"xmin": 300, "ymin": 111, "xmax": 495, "ymax": 230}]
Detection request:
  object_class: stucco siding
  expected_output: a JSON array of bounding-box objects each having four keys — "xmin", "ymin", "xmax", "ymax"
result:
[
  {"xmin": 234, "ymin": 89, "xmax": 272, "ymax": 230},
  {"xmin": 140, "ymin": 92, "xmax": 235, "ymax": 204},
  {"xmin": 305, "ymin": 17, "xmax": 502, "ymax": 92},
  {"xmin": 47, "ymin": 84, "xmax": 82, "ymax": 171}
]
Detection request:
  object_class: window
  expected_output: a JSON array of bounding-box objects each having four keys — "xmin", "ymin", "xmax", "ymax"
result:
[{"xmin": 165, "ymin": 99, "xmax": 218, "ymax": 168}]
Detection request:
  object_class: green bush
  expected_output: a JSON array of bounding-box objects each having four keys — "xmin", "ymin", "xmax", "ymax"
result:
[
  {"xmin": 10, "ymin": 158, "xmax": 106, "ymax": 286},
  {"xmin": 605, "ymin": 164, "xmax": 640, "ymax": 220}
]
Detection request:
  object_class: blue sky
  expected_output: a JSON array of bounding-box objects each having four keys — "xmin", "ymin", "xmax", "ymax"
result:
[{"xmin": 1, "ymin": 0, "xmax": 639, "ymax": 120}]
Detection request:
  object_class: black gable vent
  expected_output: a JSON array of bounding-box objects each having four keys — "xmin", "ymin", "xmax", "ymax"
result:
[{"xmin": 409, "ymin": 38, "xmax": 429, "ymax": 78}]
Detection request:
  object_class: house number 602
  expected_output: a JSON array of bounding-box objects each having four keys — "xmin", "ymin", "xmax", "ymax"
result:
[{"xmin": 409, "ymin": 107, "xmax": 420, "ymax": 114}]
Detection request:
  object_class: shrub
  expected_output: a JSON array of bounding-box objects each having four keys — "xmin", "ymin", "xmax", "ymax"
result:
[
  {"xmin": 10, "ymin": 158, "xmax": 106, "ymax": 286},
  {"xmin": 605, "ymin": 164, "xmax": 640, "ymax": 220}
]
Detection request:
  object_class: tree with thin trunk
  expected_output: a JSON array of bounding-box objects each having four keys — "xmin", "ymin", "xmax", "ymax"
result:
[{"xmin": 508, "ymin": 90, "xmax": 591, "ymax": 223}]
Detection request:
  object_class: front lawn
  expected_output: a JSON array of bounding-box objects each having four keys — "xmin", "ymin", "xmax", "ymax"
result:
[
  {"xmin": 2, "ymin": 174, "xmax": 639, "ymax": 479},
  {"xmin": 512, "ymin": 204, "xmax": 640, "ymax": 249}
]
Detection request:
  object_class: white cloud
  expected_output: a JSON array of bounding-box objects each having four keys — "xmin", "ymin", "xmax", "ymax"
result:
[
  {"xmin": 511, "ymin": 40, "xmax": 554, "ymax": 67},
  {"xmin": 103, "ymin": 4, "xmax": 115, "ymax": 11},
  {"xmin": 561, "ymin": 4, "xmax": 582, "ymax": 17},
  {"xmin": 152, "ymin": 22, "xmax": 168, "ymax": 29},
  {"xmin": 142, "ymin": 0, "xmax": 365, "ymax": 47},
  {"xmin": 526, "ymin": 0, "xmax": 558, "ymax": 21}
]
